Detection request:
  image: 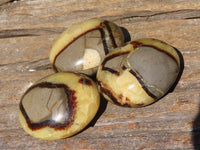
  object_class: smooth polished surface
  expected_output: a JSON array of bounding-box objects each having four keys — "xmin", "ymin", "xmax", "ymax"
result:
[
  {"xmin": 50, "ymin": 19, "xmax": 125, "ymax": 75},
  {"xmin": 97, "ymin": 39, "xmax": 182, "ymax": 107},
  {"xmin": 19, "ymin": 72, "xmax": 100, "ymax": 140},
  {"xmin": 0, "ymin": 0, "xmax": 200, "ymax": 149}
]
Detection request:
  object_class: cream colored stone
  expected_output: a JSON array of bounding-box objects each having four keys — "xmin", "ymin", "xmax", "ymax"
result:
[
  {"xmin": 97, "ymin": 68, "xmax": 155, "ymax": 107},
  {"xmin": 83, "ymin": 48, "xmax": 101, "ymax": 70},
  {"xmin": 19, "ymin": 72, "xmax": 100, "ymax": 140}
]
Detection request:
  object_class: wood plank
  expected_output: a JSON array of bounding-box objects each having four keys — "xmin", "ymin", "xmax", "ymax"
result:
[{"xmin": 0, "ymin": 0, "xmax": 200, "ymax": 149}]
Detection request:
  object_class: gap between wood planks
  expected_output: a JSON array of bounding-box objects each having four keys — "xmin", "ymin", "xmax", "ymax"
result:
[{"xmin": 0, "ymin": 9, "xmax": 200, "ymax": 39}]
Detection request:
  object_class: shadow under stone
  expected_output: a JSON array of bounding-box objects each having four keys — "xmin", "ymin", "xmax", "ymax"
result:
[
  {"xmin": 192, "ymin": 105, "xmax": 200, "ymax": 150},
  {"xmin": 71, "ymin": 95, "xmax": 108, "ymax": 138}
]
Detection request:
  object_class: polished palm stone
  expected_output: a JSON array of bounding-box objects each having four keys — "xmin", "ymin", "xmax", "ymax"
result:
[
  {"xmin": 19, "ymin": 72, "xmax": 100, "ymax": 140},
  {"xmin": 49, "ymin": 19, "xmax": 125, "ymax": 76},
  {"xmin": 97, "ymin": 38, "xmax": 183, "ymax": 107}
]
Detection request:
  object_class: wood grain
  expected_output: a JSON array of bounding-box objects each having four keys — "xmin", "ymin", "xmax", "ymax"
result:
[{"xmin": 0, "ymin": 0, "xmax": 200, "ymax": 149}]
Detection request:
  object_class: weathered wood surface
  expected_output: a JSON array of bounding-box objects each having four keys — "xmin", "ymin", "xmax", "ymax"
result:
[{"xmin": 0, "ymin": 0, "xmax": 200, "ymax": 149}]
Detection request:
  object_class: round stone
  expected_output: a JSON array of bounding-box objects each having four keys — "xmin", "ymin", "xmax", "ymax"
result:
[
  {"xmin": 19, "ymin": 72, "xmax": 100, "ymax": 140},
  {"xmin": 97, "ymin": 38, "xmax": 183, "ymax": 107},
  {"xmin": 49, "ymin": 19, "xmax": 125, "ymax": 76}
]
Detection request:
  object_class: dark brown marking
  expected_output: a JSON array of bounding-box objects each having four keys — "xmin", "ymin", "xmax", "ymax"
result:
[
  {"xmin": 97, "ymin": 80, "xmax": 121, "ymax": 105},
  {"xmin": 130, "ymin": 41, "xmax": 143, "ymax": 48},
  {"xmin": 129, "ymin": 69, "xmax": 157, "ymax": 100},
  {"xmin": 124, "ymin": 97, "xmax": 145, "ymax": 107},
  {"xmin": 119, "ymin": 94, "xmax": 123, "ymax": 100},
  {"xmin": 102, "ymin": 51, "xmax": 130, "ymax": 66},
  {"xmin": 20, "ymin": 82, "xmax": 77, "ymax": 131},
  {"xmin": 122, "ymin": 65, "xmax": 127, "ymax": 70},
  {"xmin": 79, "ymin": 78, "xmax": 92, "ymax": 85},
  {"xmin": 104, "ymin": 21, "xmax": 117, "ymax": 48},
  {"xmin": 101, "ymin": 51, "xmax": 130, "ymax": 76},
  {"xmin": 102, "ymin": 67, "xmax": 120, "ymax": 76},
  {"xmin": 167, "ymin": 46, "xmax": 184, "ymax": 93},
  {"xmin": 97, "ymin": 80, "xmax": 145, "ymax": 108},
  {"xmin": 130, "ymin": 40, "xmax": 180, "ymax": 66},
  {"xmin": 53, "ymin": 27, "xmax": 103, "ymax": 72},
  {"xmin": 99, "ymin": 28, "xmax": 109, "ymax": 54},
  {"xmin": 97, "ymin": 80, "xmax": 130, "ymax": 107},
  {"xmin": 125, "ymin": 97, "xmax": 130, "ymax": 102}
]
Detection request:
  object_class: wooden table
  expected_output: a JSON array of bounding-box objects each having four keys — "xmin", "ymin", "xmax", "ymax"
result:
[{"xmin": 0, "ymin": 0, "xmax": 200, "ymax": 149}]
